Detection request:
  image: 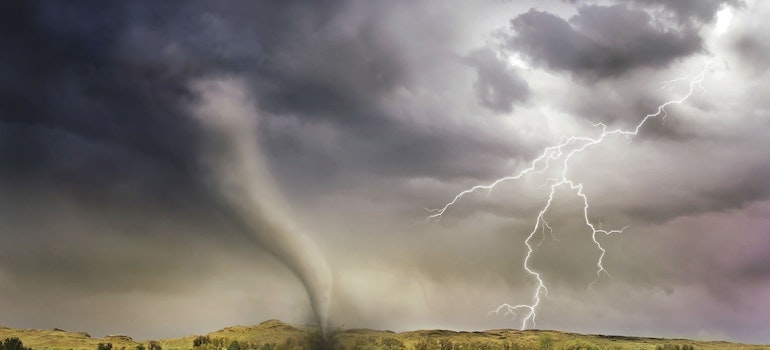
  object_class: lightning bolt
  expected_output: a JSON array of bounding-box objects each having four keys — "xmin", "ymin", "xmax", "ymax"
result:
[{"xmin": 428, "ymin": 63, "xmax": 709, "ymax": 329}]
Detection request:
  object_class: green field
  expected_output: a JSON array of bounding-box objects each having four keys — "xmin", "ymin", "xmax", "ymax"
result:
[{"xmin": 1, "ymin": 320, "xmax": 767, "ymax": 350}]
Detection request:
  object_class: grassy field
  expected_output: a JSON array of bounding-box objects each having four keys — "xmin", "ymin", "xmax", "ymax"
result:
[{"xmin": 1, "ymin": 320, "xmax": 768, "ymax": 350}]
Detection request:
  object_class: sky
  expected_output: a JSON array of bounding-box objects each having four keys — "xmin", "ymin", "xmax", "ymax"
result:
[{"xmin": 1, "ymin": 0, "xmax": 770, "ymax": 344}]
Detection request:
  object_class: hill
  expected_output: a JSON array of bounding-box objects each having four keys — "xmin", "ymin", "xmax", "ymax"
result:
[
  {"xmin": 0, "ymin": 326, "xmax": 138, "ymax": 350},
  {"xmin": 1, "ymin": 320, "xmax": 767, "ymax": 350}
]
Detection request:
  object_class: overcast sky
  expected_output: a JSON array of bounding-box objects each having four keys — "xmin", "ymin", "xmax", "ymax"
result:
[{"xmin": 2, "ymin": 0, "xmax": 770, "ymax": 344}]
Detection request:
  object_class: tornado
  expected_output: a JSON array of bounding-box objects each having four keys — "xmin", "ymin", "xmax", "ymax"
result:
[{"xmin": 187, "ymin": 77, "xmax": 332, "ymax": 337}]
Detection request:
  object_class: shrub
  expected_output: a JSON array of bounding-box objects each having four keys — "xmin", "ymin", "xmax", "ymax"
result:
[
  {"xmin": 194, "ymin": 336, "xmax": 212, "ymax": 348},
  {"xmin": 1, "ymin": 338, "xmax": 30, "ymax": 350},
  {"xmin": 227, "ymin": 341, "xmax": 241, "ymax": 350},
  {"xmin": 98, "ymin": 343, "xmax": 113, "ymax": 350}
]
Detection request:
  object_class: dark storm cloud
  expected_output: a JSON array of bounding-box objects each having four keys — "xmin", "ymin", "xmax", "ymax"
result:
[
  {"xmin": 0, "ymin": 1, "xmax": 206, "ymax": 199},
  {"xmin": 629, "ymin": 0, "xmax": 742, "ymax": 23},
  {"xmin": 464, "ymin": 48, "xmax": 530, "ymax": 113},
  {"xmin": 1, "ymin": 0, "xmax": 537, "ymax": 207},
  {"xmin": 250, "ymin": 19, "xmax": 405, "ymax": 122},
  {"xmin": 0, "ymin": 0, "xmax": 522, "ymax": 316},
  {"xmin": 506, "ymin": 5, "xmax": 703, "ymax": 79},
  {"xmin": 0, "ymin": 0, "xmax": 319, "ymax": 322},
  {"xmin": 122, "ymin": 0, "xmax": 524, "ymax": 189},
  {"xmin": 564, "ymin": 0, "xmax": 741, "ymax": 23},
  {"xmin": 0, "ymin": 0, "xmax": 390, "ymax": 194}
]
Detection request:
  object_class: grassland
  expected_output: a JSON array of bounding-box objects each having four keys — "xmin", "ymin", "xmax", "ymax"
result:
[{"xmin": 1, "ymin": 320, "xmax": 767, "ymax": 350}]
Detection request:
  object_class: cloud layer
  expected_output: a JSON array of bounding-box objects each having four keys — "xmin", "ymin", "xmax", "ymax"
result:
[
  {"xmin": 506, "ymin": 5, "xmax": 703, "ymax": 79},
  {"xmin": 1, "ymin": 0, "xmax": 768, "ymax": 344}
]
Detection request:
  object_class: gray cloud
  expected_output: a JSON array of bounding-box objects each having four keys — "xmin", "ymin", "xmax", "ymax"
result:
[
  {"xmin": 733, "ymin": 35, "xmax": 770, "ymax": 72},
  {"xmin": 729, "ymin": 2, "xmax": 770, "ymax": 74},
  {"xmin": 506, "ymin": 5, "xmax": 703, "ymax": 79},
  {"xmin": 564, "ymin": 0, "xmax": 741, "ymax": 23},
  {"xmin": 464, "ymin": 48, "xmax": 530, "ymax": 113},
  {"xmin": 629, "ymin": 0, "xmax": 741, "ymax": 23}
]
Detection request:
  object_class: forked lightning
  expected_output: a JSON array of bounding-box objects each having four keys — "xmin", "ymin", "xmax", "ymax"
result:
[{"xmin": 428, "ymin": 64, "xmax": 709, "ymax": 329}]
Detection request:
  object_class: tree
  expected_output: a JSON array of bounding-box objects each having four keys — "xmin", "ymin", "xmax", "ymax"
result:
[{"xmin": 147, "ymin": 341, "xmax": 162, "ymax": 350}]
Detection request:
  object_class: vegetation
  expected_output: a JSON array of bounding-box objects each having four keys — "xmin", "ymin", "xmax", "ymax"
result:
[
  {"xmin": 193, "ymin": 336, "xmax": 211, "ymax": 348},
  {"xmin": 147, "ymin": 341, "xmax": 161, "ymax": 350},
  {"xmin": 1, "ymin": 321, "xmax": 769, "ymax": 350},
  {"xmin": 539, "ymin": 335, "xmax": 554, "ymax": 350},
  {"xmin": 656, "ymin": 346, "xmax": 695, "ymax": 350},
  {"xmin": 1, "ymin": 337, "xmax": 30, "ymax": 350}
]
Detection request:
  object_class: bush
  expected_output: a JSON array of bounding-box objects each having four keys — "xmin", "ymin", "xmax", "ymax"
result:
[
  {"xmin": 227, "ymin": 341, "xmax": 241, "ymax": 350},
  {"xmin": 98, "ymin": 343, "xmax": 114, "ymax": 350},
  {"xmin": 147, "ymin": 341, "xmax": 162, "ymax": 350},
  {"xmin": 1, "ymin": 338, "xmax": 30, "ymax": 350},
  {"xmin": 194, "ymin": 336, "xmax": 212, "ymax": 348}
]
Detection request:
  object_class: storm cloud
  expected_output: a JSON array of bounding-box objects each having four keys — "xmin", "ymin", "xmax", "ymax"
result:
[
  {"xmin": 1, "ymin": 0, "xmax": 769, "ymax": 345},
  {"xmin": 464, "ymin": 48, "xmax": 530, "ymax": 113},
  {"xmin": 506, "ymin": 5, "xmax": 704, "ymax": 80}
]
